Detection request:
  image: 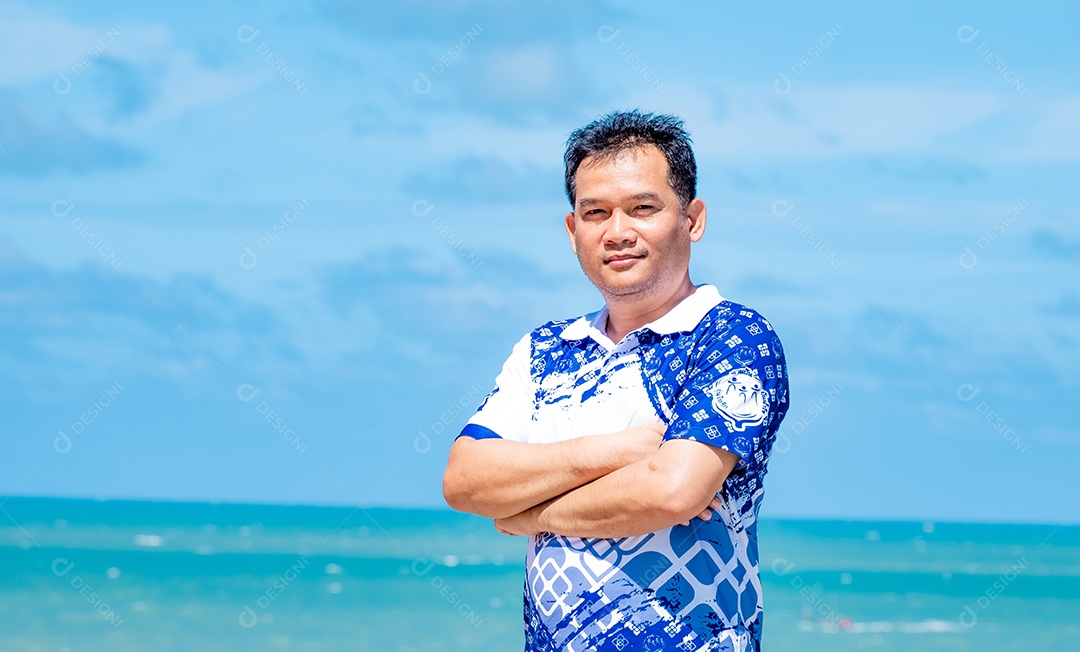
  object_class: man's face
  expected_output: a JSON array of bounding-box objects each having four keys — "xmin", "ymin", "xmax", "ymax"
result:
[{"xmin": 565, "ymin": 145, "xmax": 705, "ymax": 301}]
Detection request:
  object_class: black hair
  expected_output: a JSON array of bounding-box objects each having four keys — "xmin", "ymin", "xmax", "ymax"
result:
[{"xmin": 563, "ymin": 109, "xmax": 697, "ymax": 208}]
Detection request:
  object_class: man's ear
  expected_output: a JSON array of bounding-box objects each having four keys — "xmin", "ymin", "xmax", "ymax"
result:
[
  {"xmin": 564, "ymin": 211, "xmax": 578, "ymax": 254},
  {"xmin": 686, "ymin": 198, "xmax": 707, "ymax": 243}
]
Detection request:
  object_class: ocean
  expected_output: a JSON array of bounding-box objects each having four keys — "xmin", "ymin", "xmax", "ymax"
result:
[{"xmin": 0, "ymin": 497, "xmax": 1076, "ymax": 650}]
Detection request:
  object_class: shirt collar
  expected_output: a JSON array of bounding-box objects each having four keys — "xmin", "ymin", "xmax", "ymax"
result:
[{"xmin": 560, "ymin": 284, "xmax": 725, "ymax": 342}]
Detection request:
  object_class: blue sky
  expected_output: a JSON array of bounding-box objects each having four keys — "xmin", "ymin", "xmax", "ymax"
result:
[{"xmin": 1, "ymin": 0, "xmax": 1077, "ymax": 524}]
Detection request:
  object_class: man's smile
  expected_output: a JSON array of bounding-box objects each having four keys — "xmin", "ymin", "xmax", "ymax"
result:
[{"xmin": 603, "ymin": 252, "xmax": 647, "ymax": 268}]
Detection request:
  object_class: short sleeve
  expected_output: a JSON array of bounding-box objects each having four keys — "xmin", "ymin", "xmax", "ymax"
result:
[
  {"xmin": 665, "ymin": 313, "xmax": 788, "ymax": 467},
  {"xmin": 458, "ymin": 333, "xmax": 533, "ymax": 442}
]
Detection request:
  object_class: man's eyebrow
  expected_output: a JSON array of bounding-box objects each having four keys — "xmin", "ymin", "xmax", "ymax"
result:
[{"xmin": 577, "ymin": 193, "xmax": 664, "ymax": 208}]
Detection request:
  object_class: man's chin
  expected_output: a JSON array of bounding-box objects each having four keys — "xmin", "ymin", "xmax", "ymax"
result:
[{"xmin": 594, "ymin": 274, "xmax": 656, "ymax": 298}]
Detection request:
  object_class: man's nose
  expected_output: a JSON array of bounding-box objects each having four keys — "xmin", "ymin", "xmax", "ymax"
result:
[{"xmin": 604, "ymin": 209, "xmax": 637, "ymax": 245}]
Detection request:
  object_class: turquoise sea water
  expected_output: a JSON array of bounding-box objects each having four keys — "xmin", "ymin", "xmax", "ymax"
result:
[{"xmin": 1, "ymin": 497, "xmax": 1077, "ymax": 651}]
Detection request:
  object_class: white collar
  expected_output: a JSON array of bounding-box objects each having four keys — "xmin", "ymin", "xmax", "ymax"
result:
[{"xmin": 560, "ymin": 285, "xmax": 725, "ymax": 342}]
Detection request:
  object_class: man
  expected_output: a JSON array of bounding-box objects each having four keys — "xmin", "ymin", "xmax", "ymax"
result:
[{"xmin": 443, "ymin": 110, "xmax": 789, "ymax": 651}]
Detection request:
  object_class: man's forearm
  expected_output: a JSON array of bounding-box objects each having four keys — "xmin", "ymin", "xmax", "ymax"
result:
[
  {"xmin": 443, "ymin": 426, "xmax": 660, "ymax": 519},
  {"xmin": 516, "ymin": 459, "xmax": 683, "ymax": 538},
  {"xmin": 496, "ymin": 440, "xmax": 738, "ymax": 538}
]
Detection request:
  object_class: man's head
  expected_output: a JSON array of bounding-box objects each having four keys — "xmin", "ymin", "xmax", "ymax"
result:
[
  {"xmin": 564, "ymin": 110, "xmax": 696, "ymax": 210},
  {"xmin": 562, "ymin": 110, "xmax": 706, "ymax": 305}
]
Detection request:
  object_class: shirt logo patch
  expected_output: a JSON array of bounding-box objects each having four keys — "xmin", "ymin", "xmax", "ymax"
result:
[{"xmin": 707, "ymin": 368, "xmax": 769, "ymax": 432}]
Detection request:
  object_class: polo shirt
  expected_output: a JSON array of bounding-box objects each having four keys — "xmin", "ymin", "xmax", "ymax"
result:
[{"xmin": 460, "ymin": 285, "xmax": 789, "ymax": 651}]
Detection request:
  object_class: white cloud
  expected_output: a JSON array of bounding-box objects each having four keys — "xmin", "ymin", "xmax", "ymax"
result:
[
  {"xmin": 113, "ymin": 52, "xmax": 256, "ymax": 132},
  {"xmin": 0, "ymin": 1, "xmax": 113, "ymax": 85},
  {"xmin": 478, "ymin": 43, "xmax": 566, "ymax": 102},
  {"xmin": 0, "ymin": 2, "xmax": 254, "ymax": 134},
  {"xmin": 689, "ymin": 84, "xmax": 1001, "ymax": 160},
  {"xmin": 616, "ymin": 82, "xmax": 1080, "ymax": 164},
  {"xmin": 365, "ymin": 81, "xmax": 1080, "ymax": 174},
  {"xmin": 368, "ymin": 114, "xmax": 568, "ymax": 168},
  {"xmin": 1012, "ymin": 96, "xmax": 1080, "ymax": 162}
]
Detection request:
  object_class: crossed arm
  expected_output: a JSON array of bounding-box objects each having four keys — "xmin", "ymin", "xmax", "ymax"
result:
[{"xmin": 442, "ymin": 424, "xmax": 740, "ymax": 539}]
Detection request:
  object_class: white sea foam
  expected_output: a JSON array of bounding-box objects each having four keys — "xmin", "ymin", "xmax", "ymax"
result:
[{"xmin": 133, "ymin": 534, "xmax": 163, "ymax": 547}]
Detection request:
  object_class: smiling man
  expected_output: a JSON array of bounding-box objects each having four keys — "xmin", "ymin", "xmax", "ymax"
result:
[{"xmin": 443, "ymin": 110, "xmax": 789, "ymax": 651}]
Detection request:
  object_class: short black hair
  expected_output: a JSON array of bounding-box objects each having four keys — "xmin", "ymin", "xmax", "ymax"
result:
[{"xmin": 563, "ymin": 109, "xmax": 697, "ymax": 208}]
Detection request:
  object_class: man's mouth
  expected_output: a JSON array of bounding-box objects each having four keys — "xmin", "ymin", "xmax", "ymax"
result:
[
  {"xmin": 604, "ymin": 253, "xmax": 645, "ymax": 264},
  {"xmin": 603, "ymin": 253, "xmax": 646, "ymax": 272}
]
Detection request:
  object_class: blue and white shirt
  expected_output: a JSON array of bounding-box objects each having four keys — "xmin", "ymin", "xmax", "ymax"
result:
[{"xmin": 460, "ymin": 285, "xmax": 789, "ymax": 651}]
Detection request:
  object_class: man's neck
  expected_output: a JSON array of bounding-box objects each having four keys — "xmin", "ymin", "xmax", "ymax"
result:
[{"xmin": 604, "ymin": 277, "xmax": 697, "ymax": 344}]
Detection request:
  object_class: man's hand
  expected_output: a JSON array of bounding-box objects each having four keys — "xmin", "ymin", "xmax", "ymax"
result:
[
  {"xmin": 493, "ymin": 508, "xmax": 540, "ymax": 537},
  {"xmin": 605, "ymin": 422, "xmax": 665, "ymax": 467},
  {"xmin": 680, "ymin": 494, "xmax": 723, "ymax": 527}
]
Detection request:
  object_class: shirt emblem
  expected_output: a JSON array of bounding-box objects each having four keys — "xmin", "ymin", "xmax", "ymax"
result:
[{"xmin": 707, "ymin": 368, "xmax": 769, "ymax": 432}]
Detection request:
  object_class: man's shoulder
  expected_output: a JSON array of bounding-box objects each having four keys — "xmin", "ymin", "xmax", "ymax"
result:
[
  {"xmin": 696, "ymin": 298, "xmax": 781, "ymax": 341},
  {"xmin": 530, "ymin": 317, "xmax": 582, "ymax": 338},
  {"xmin": 687, "ymin": 298, "xmax": 787, "ymax": 372},
  {"xmin": 524, "ymin": 311, "xmax": 598, "ymax": 345}
]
